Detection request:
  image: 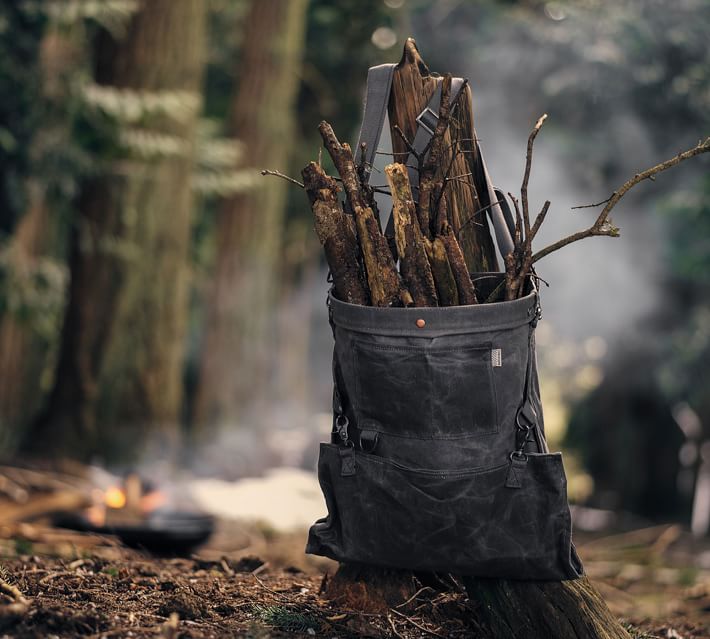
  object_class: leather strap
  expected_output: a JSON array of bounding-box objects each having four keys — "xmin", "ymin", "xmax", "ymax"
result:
[
  {"xmin": 402, "ymin": 77, "xmax": 466, "ymax": 198},
  {"xmin": 476, "ymin": 139, "xmax": 515, "ymax": 257},
  {"xmin": 494, "ymin": 187, "xmax": 516, "ymax": 239},
  {"xmin": 355, "ymin": 64, "xmax": 396, "ymax": 182}
]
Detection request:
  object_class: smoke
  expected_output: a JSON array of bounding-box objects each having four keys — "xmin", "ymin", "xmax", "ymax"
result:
[{"xmin": 474, "ymin": 92, "xmax": 664, "ymax": 341}]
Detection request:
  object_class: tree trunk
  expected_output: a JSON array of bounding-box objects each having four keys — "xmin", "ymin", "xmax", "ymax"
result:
[
  {"xmin": 192, "ymin": 0, "xmax": 310, "ymax": 432},
  {"xmin": 0, "ymin": 25, "xmax": 80, "ymax": 451},
  {"xmin": 25, "ymin": 0, "xmax": 206, "ymax": 462},
  {"xmin": 323, "ymin": 38, "xmax": 631, "ymax": 639},
  {"xmin": 0, "ymin": 194, "xmax": 54, "ymax": 450}
]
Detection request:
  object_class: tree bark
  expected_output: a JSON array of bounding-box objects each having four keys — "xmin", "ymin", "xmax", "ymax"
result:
[
  {"xmin": 0, "ymin": 194, "xmax": 52, "ymax": 449},
  {"xmin": 463, "ymin": 577, "xmax": 630, "ymax": 639},
  {"xmin": 192, "ymin": 0, "xmax": 310, "ymax": 432},
  {"xmin": 318, "ymin": 123, "xmax": 412, "ymax": 308},
  {"xmin": 0, "ymin": 26, "xmax": 81, "ymax": 451},
  {"xmin": 302, "ymin": 162, "xmax": 369, "ymax": 305},
  {"xmin": 425, "ymin": 235, "xmax": 459, "ymax": 306},
  {"xmin": 384, "ymin": 163, "xmax": 437, "ymax": 306},
  {"xmin": 25, "ymin": 0, "xmax": 207, "ymax": 462}
]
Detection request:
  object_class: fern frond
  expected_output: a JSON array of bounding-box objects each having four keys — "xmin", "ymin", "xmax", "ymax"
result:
[
  {"xmin": 193, "ymin": 169, "xmax": 260, "ymax": 197},
  {"xmin": 80, "ymin": 83, "xmax": 202, "ymax": 124},
  {"xmin": 119, "ymin": 128, "xmax": 191, "ymax": 159},
  {"xmin": 22, "ymin": 1, "xmax": 140, "ymax": 35}
]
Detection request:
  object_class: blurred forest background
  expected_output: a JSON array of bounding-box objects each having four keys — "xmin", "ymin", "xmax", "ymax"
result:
[{"xmin": 0, "ymin": 0, "xmax": 708, "ymax": 531}]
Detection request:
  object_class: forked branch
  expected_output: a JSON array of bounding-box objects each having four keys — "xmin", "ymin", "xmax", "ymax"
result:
[{"xmin": 531, "ymin": 136, "xmax": 710, "ymax": 264}]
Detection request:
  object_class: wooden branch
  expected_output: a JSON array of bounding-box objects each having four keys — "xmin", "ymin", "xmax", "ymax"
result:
[
  {"xmin": 440, "ymin": 224, "xmax": 478, "ymax": 305},
  {"xmin": 260, "ymin": 169, "xmax": 304, "ymax": 188},
  {"xmin": 530, "ymin": 200, "xmax": 551, "ymax": 240},
  {"xmin": 416, "ymin": 74, "xmax": 453, "ymax": 237},
  {"xmin": 521, "ymin": 114, "xmax": 547, "ymax": 241},
  {"xmin": 532, "ymin": 136, "xmax": 710, "ymax": 264},
  {"xmin": 302, "ymin": 162, "xmax": 369, "ymax": 305},
  {"xmin": 318, "ymin": 121, "xmax": 412, "ymax": 307},
  {"xmin": 505, "ymin": 192, "xmax": 524, "ymax": 301},
  {"xmin": 425, "ymin": 237, "xmax": 459, "ymax": 306},
  {"xmin": 355, "ymin": 142, "xmax": 383, "ymax": 231},
  {"xmin": 392, "ymin": 125, "xmax": 419, "ymax": 160},
  {"xmin": 385, "ymin": 164, "xmax": 438, "ymax": 306},
  {"xmin": 503, "ymin": 116, "xmax": 548, "ymax": 300}
]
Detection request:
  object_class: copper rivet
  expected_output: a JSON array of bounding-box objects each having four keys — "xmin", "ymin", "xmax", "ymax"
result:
[{"xmin": 416, "ymin": 318, "xmax": 426, "ymax": 328}]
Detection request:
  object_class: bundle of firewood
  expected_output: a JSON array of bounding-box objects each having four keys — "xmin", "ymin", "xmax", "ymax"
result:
[
  {"xmin": 286, "ymin": 43, "xmax": 710, "ymax": 308},
  {"xmin": 302, "ymin": 75, "xmax": 501, "ymax": 308}
]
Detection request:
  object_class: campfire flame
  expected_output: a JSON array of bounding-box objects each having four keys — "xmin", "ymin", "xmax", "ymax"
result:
[
  {"xmin": 104, "ymin": 486, "xmax": 127, "ymax": 510},
  {"xmin": 85, "ymin": 474, "xmax": 167, "ymax": 527}
]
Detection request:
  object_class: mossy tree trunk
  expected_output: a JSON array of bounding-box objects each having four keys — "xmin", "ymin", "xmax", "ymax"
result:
[
  {"xmin": 25, "ymin": 0, "xmax": 207, "ymax": 462},
  {"xmin": 0, "ymin": 22, "xmax": 76, "ymax": 451},
  {"xmin": 192, "ymin": 0, "xmax": 310, "ymax": 432}
]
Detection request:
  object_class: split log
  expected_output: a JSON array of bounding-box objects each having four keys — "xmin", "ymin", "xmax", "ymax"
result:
[
  {"xmin": 302, "ymin": 162, "xmax": 369, "ymax": 305},
  {"xmin": 384, "ymin": 164, "xmax": 438, "ymax": 306},
  {"xmin": 318, "ymin": 122, "xmax": 412, "ymax": 307},
  {"xmin": 388, "ymin": 38, "xmax": 499, "ymax": 273}
]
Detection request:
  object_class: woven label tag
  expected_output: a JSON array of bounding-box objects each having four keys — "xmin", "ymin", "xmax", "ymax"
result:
[{"xmin": 491, "ymin": 348, "xmax": 502, "ymax": 367}]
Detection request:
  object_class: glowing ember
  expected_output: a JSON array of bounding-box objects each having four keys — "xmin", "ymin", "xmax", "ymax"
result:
[{"xmin": 105, "ymin": 486, "xmax": 127, "ymax": 509}]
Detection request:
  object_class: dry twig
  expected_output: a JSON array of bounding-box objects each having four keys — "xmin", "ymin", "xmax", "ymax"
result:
[
  {"xmin": 531, "ymin": 136, "xmax": 710, "ymax": 263},
  {"xmin": 260, "ymin": 169, "xmax": 304, "ymax": 188}
]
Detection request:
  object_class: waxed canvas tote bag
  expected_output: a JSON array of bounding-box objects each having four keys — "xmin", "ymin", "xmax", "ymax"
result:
[{"xmin": 306, "ymin": 64, "xmax": 583, "ymax": 581}]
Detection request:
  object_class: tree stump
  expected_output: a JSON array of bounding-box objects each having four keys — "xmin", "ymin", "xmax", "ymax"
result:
[{"xmin": 463, "ymin": 577, "xmax": 630, "ymax": 639}]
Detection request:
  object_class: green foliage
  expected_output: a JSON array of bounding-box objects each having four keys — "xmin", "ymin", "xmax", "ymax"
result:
[
  {"xmin": 655, "ymin": 176, "xmax": 710, "ymax": 416},
  {"xmin": 663, "ymin": 175, "xmax": 710, "ymax": 289},
  {"xmin": 23, "ymin": 0, "xmax": 140, "ymax": 35},
  {"xmin": 253, "ymin": 604, "xmax": 320, "ymax": 634},
  {"xmin": 13, "ymin": 538, "xmax": 33, "ymax": 556},
  {"xmin": 193, "ymin": 120, "xmax": 260, "ymax": 197},
  {"xmin": 298, "ymin": 0, "xmax": 394, "ymax": 139},
  {"xmin": 0, "ymin": 5, "xmax": 46, "ymax": 233},
  {"xmin": 0, "ymin": 248, "xmax": 67, "ymax": 340},
  {"xmin": 427, "ymin": 0, "xmax": 710, "ymax": 185}
]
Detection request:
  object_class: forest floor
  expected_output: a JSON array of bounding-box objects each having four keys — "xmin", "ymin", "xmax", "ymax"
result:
[{"xmin": 0, "ymin": 521, "xmax": 708, "ymax": 639}]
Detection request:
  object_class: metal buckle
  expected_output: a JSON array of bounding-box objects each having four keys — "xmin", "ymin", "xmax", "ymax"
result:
[
  {"xmin": 335, "ymin": 414, "xmax": 353, "ymax": 447},
  {"xmin": 415, "ymin": 106, "xmax": 439, "ymax": 135}
]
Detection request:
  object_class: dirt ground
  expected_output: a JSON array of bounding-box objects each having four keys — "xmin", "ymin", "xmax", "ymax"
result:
[{"xmin": 0, "ymin": 521, "xmax": 708, "ymax": 639}]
